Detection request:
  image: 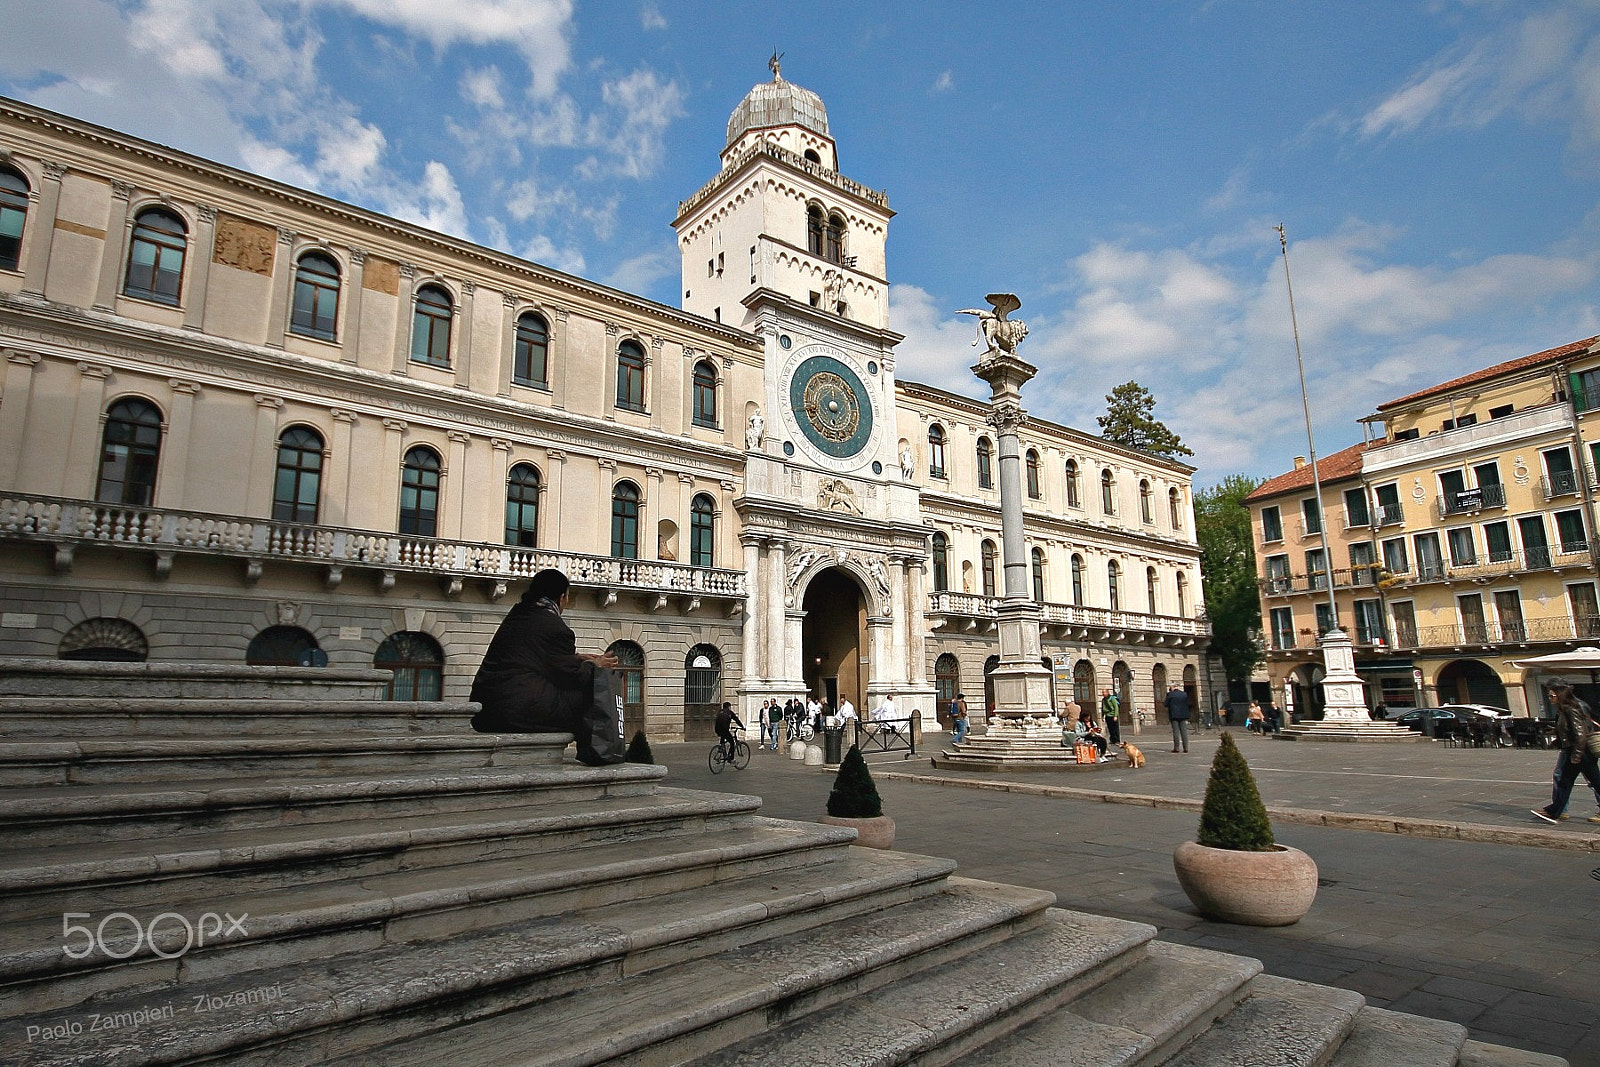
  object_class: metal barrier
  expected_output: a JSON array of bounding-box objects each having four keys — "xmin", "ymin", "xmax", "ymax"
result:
[{"xmin": 853, "ymin": 717, "xmax": 915, "ymax": 758}]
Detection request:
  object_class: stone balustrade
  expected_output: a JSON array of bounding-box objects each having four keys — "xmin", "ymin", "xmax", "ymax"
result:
[{"xmin": 927, "ymin": 590, "xmax": 1210, "ymax": 645}]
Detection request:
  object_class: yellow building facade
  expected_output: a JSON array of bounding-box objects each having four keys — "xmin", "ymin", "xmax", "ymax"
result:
[{"xmin": 1248, "ymin": 336, "xmax": 1600, "ymax": 717}]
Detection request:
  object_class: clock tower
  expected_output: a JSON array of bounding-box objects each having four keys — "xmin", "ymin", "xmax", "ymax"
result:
[{"xmin": 673, "ymin": 59, "xmax": 935, "ymax": 727}]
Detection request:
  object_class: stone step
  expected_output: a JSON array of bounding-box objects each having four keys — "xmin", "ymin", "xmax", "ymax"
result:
[
  {"xmin": 1327, "ymin": 1005, "xmax": 1466, "ymax": 1067},
  {"xmin": 0, "ymin": 785, "xmax": 757, "ymax": 911},
  {"xmin": 0, "ymin": 876, "xmax": 1065, "ymax": 1067},
  {"xmin": 954, "ymin": 940, "xmax": 1263, "ymax": 1067},
  {"xmin": 0, "ymin": 762, "xmax": 666, "ymax": 849},
  {"xmin": 2, "ymin": 814, "xmax": 874, "ymax": 1018},
  {"xmin": 0, "ymin": 731, "xmax": 570, "ymax": 786},
  {"xmin": 1158, "ymin": 974, "xmax": 1365, "ymax": 1067},
  {"xmin": 1275, "ymin": 724, "xmax": 1423, "ymax": 743},
  {"xmin": 0, "ymin": 697, "xmax": 480, "ymax": 737},
  {"xmin": 0, "ymin": 658, "xmax": 392, "ymax": 701},
  {"xmin": 1458, "ymin": 1038, "xmax": 1571, "ymax": 1066}
]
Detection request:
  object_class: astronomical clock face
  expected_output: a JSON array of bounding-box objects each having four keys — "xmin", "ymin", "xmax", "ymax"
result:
[{"xmin": 784, "ymin": 344, "xmax": 876, "ymax": 469}]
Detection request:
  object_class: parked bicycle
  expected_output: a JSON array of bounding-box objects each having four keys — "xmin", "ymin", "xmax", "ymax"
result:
[
  {"xmin": 708, "ymin": 734, "xmax": 751, "ymax": 773},
  {"xmin": 784, "ymin": 712, "xmax": 815, "ymax": 744}
]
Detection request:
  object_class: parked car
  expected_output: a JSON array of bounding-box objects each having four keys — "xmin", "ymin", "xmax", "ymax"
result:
[
  {"xmin": 1394, "ymin": 708, "xmax": 1458, "ymax": 732},
  {"xmin": 1434, "ymin": 704, "xmax": 1512, "ymax": 722}
]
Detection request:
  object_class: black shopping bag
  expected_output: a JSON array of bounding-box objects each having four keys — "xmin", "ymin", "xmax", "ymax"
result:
[{"xmin": 576, "ymin": 666, "xmax": 626, "ymax": 766}]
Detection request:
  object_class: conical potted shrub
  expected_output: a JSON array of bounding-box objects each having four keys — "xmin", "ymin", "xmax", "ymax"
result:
[
  {"xmin": 1172, "ymin": 731, "xmax": 1317, "ymax": 925},
  {"xmin": 818, "ymin": 744, "xmax": 895, "ymax": 849},
  {"xmin": 625, "ymin": 730, "xmax": 654, "ymax": 764}
]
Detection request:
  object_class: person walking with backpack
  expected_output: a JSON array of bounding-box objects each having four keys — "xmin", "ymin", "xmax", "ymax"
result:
[{"xmin": 1532, "ymin": 678, "xmax": 1600, "ymax": 824}]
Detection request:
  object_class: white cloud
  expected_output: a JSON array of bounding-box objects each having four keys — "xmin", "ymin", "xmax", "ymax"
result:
[
  {"xmin": 640, "ymin": 2, "xmax": 667, "ymax": 30},
  {"xmin": 460, "ymin": 66, "xmax": 506, "ymax": 109},
  {"xmin": 930, "ymin": 70, "xmax": 953, "ymax": 94},
  {"xmin": 605, "ymin": 249, "xmax": 675, "ymax": 293}
]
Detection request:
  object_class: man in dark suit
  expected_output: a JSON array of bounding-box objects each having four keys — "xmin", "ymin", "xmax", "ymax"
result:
[{"xmin": 1165, "ymin": 684, "xmax": 1191, "ymax": 753}]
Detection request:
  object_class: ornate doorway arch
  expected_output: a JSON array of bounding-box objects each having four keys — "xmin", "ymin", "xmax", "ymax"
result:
[{"xmin": 800, "ymin": 567, "xmax": 867, "ymax": 712}]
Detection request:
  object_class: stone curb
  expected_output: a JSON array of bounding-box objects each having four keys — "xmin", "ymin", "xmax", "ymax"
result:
[{"xmin": 875, "ymin": 771, "xmax": 1600, "ymax": 853}]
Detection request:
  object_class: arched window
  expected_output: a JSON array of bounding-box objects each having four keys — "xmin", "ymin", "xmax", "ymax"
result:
[
  {"xmin": 1031, "ymin": 546, "xmax": 1046, "ymax": 601},
  {"xmin": 1153, "ymin": 663, "xmax": 1169, "ymax": 710},
  {"xmin": 513, "ymin": 312, "xmax": 549, "ymax": 387},
  {"xmin": 935, "ymin": 653, "xmax": 960, "ymax": 725},
  {"xmin": 96, "ymin": 397, "xmax": 163, "ymax": 505},
  {"xmin": 684, "ymin": 644, "xmax": 722, "ymax": 739},
  {"xmin": 931, "ymin": 532, "xmax": 950, "ymax": 592},
  {"xmin": 376, "ymin": 631, "xmax": 444, "ymax": 701},
  {"xmin": 690, "ymin": 492, "xmax": 715, "ymax": 567},
  {"xmin": 504, "ymin": 463, "xmax": 540, "ymax": 547},
  {"xmin": 0, "ymin": 167, "xmax": 28, "ymax": 272},
  {"xmin": 1025, "ymin": 449, "xmax": 1041, "ymax": 499},
  {"xmin": 611, "ymin": 481, "xmax": 640, "ymax": 558},
  {"xmin": 1065, "ymin": 459, "xmax": 1081, "ymax": 508},
  {"xmin": 1107, "ymin": 560, "xmax": 1121, "ymax": 610},
  {"xmin": 399, "ymin": 446, "xmax": 441, "ymax": 536},
  {"xmin": 1073, "ymin": 660, "xmax": 1095, "ymax": 707},
  {"xmin": 1169, "ymin": 487, "xmax": 1183, "ymax": 529},
  {"xmin": 1139, "ymin": 479, "xmax": 1153, "ymax": 523},
  {"xmin": 615, "ymin": 340, "xmax": 646, "ymax": 412},
  {"xmin": 824, "ymin": 212, "xmax": 845, "ymax": 264},
  {"xmin": 608, "ymin": 640, "xmax": 646, "ymax": 735},
  {"xmin": 1177, "ymin": 571, "xmax": 1189, "ymax": 617},
  {"xmin": 692, "ymin": 360, "xmax": 718, "ymax": 427},
  {"xmin": 981, "ymin": 539, "xmax": 998, "ymax": 597},
  {"xmin": 976, "ymin": 437, "xmax": 994, "ymax": 489},
  {"xmin": 1147, "ymin": 566, "xmax": 1159, "ymax": 614},
  {"xmin": 272, "ymin": 426, "xmax": 324, "ymax": 524},
  {"xmin": 410, "ymin": 284, "xmax": 453, "ymax": 366},
  {"xmin": 928, "ymin": 424, "xmax": 947, "ymax": 478},
  {"xmin": 290, "ymin": 251, "xmax": 340, "ymax": 341},
  {"xmin": 1101, "ymin": 469, "xmax": 1116, "ymax": 514},
  {"xmin": 124, "ymin": 208, "xmax": 187, "ymax": 304},
  {"xmin": 247, "ymin": 625, "xmax": 321, "ymax": 666},
  {"xmin": 59, "ymin": 618, "xmax": 148, "ymax": 662},
  {"xmin": 806, "ymin": 204, "xmax": 825, "ymax": 257},
  {"xmin": 1071, "ymin": 554, "xmax": 1085, "ymax": 605}
]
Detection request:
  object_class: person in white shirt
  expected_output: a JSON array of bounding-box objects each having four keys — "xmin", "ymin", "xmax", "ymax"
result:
[
  {"xmin": 838, "ymin": 698, "xmax": 856, "ymax": 723},
  {"xmin": 873, "ymin": 694, "xmax": 897, "ymax": 722},
  {"xmin": 806, "ymin": 696, "xmax": 822, "ymax": 730}
]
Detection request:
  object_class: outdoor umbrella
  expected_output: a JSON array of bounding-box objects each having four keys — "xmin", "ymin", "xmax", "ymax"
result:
[{"xmin": 1509, "ymin": 646, "xmax": 1600, "ymax": 684}]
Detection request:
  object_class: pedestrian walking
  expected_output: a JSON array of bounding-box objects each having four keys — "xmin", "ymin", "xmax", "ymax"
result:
[
  {"xmin": 1165, "ymin": 684, "xmax": 1191, "ymax": 752},
  {"xmin": 950, "ymin": 692, "xmax": 969, "ymax": 743},
  {"xmin": 1532, "ymin": 678, "xmax": 1600, "ymax": 824},
  {"xmin": 1260, "ymin": 696, "xmax": 1280, "ymax": 734}
]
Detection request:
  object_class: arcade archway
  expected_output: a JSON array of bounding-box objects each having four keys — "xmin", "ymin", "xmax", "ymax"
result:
[
  {"xmin": 1435, "ymin": 659, "xmax": 1507, "ymax": 708},
  {"xmin": 801, "ymin": 568, "xmax": 867, "ymax": 712}
]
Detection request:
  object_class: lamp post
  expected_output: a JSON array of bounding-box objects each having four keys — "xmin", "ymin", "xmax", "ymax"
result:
[{"xmin": 1277, "ymin": 226, "xmax": 1371, "ymax": 724}]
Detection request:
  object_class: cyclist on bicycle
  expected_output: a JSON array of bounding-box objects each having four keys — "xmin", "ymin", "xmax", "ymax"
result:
[{"xmin": 714, "ymin": 701, "xmax": 745, "ymax": 758}]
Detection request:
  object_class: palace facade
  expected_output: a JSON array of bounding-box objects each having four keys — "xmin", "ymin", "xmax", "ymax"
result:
[{"xmin": 0, "ymin": 72, "xmax": 1209, "ymax": 740}]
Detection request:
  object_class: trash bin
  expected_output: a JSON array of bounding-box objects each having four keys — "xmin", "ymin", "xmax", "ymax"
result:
[
  {"xmin": 1421, "ymin": 712, "xmax": 1435, "ymax": 738},
  {"xmin": 823, "ymin": 725, "xmax": 843, "ymax": 764}
]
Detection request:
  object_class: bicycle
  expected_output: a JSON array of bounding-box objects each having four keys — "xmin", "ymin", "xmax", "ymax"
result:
[
  {"xmin": 784, "ymin": 714, "xmax": 815, "ymax": 744},
  {"xmin": 708, "ymin": 735, "xmax": 751, "ymax": 773}
]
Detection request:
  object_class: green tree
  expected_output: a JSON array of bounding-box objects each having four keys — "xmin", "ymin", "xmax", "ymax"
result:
[
  {"xmin": 1096, "ymin": 381, "xmax": 1194, "ymax": 457},
  {"xmin": 1196, "ymin": 731, "xmax": 1275, "ymax": 851},
  {"xmin": 1194, "ymin": 474, "xmax": 1265, "ymax": 684},
  {"xmin": 826, "ymin": 745, "xmax": 883, "ymax": 818}
]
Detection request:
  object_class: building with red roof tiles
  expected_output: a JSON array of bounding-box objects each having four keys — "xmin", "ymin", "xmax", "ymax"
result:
[{"xmin": 1246, "ymin": 334, "xmax": 1600, "ymax": 723}]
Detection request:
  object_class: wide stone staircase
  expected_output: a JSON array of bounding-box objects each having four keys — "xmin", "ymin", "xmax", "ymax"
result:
[{"xmin": 0, "ymin": 658, "xmax": 1562, "ymax": 1066}]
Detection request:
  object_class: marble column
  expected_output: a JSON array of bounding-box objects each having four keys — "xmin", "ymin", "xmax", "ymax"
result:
[
  {"xmin": 0, "ymin": 351, "xmax": 42, "ymax": 488},
  {"xmin": 264, "ymin": 228, "xmax": 294, "ymax": 348},
  {"xmin": 454, "ymin": 282, "xmax": 475, "ymax": 390},
  {"xmin": 766, "ymin": 538, "xmax": 787, "ymax": 685},
  {"xmin": 63, "ymin": 362, "xmax": 110, "ymax": 498},
  {"xmin": 22, "ymin": 161, "xmax": 65, "ymax": 297},
  {"xmin": 741, "ymin": 534, "xmax": 762, "ymax": 697},
  {"xmin": 550, "ymin": 308, "xmax": 570, "ymax": 409},
  {"xmin": 342, "ymin": 250, "xmax": 367, "ymax": 365},
  {"xmin": 326, "ymin": 410, "xmax": 357, "ymax": 527},
  {"xmin": 446, "ymin": 430, "xmax": 470, "ymax": 539},
  {"xmin": 92, "ymin": 181, "xmax": 135, "ymax": 311},
  {"xmin": 244, "ymin": 394, "xmax": 282, "ymax": 517},
  {"xmin": 379, "ymin": 419, "xmax": 408, "ymax": 530},
  {"xmin": 498, "ymin": 294, "xmax": 518, "ymax": 397},
  {"xmin": 390, "ymin": 265, "xmax": 415, "ymax": 376},
  {"xmin": 182, "ymin": 205, "xmax": 216, "ymax": 331},
  {"xmin": 154, "ymin": 380, "xmax": 199, "ymax": 508}
]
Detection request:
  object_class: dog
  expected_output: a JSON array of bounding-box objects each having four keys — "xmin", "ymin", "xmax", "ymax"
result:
[{"xmin": 1120, "ymin": 742, "xmax": 1146, "ymax": 769}]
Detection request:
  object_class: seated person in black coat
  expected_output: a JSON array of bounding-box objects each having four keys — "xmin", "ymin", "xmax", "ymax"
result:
[{"xmin": 470, "ymin": 569, "xmax": 619, "ymax": 738}]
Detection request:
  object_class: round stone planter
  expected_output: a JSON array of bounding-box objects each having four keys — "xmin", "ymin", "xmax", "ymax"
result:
[
  {"xmin": 1172, "ymin": 840, "xmax": 1318, "ymax": 926},
  {"xmin": 818, "ymin": 814, "xmax": 896, "ymax": 850}
]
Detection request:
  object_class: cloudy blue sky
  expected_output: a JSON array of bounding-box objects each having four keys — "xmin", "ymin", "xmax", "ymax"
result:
[{"xmin": 4, "ymin": 1, "xmax": 1598, "ymax": 488}]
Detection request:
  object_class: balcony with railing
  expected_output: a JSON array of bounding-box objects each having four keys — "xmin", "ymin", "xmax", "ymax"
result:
[
  {"xmin": 1436, "ymin": 482, "xmax": 1507, "ymax": 518},
  {"xmin": 1364, "ymin": 401, "xmax": 1574, "ymax": 475},
  {"xmin": 1389, "ymin": 615, "xmax": 1600, "ymax": 650},
  {"xmin": 0, "ymin": 494, "xmax": 748, "ymax": 608},
  {"xmin": 1374, "ymin": 502, "xmax": 1405, "ymax": 527},
  {"xmin": 926, "ymin": 591, "xmax": 1211, "ymax": 646},
  {"xmin": 1542, "ymin": 470, "xmax": 1582, "ymax": 500}
]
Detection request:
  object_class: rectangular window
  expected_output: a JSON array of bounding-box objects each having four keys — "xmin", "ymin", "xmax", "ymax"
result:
[
  {"xmin": 1374, "ymin": 483, "xmax": 1403, "ymax": 526},
  {"xmin": 1260, "ymin": 505, "xmax": 1283, "ymax": 543},
  {"xmin": 1447, "ymin": 527, "xmax": 1476, "ymax": 567},
  {"xmin": 1270, "ymin": 607, "xmax": 1295, "ymax": 650},
  {"xmin": 1343, "ymin": 487, "xmax": 1369, "ymax": 528},
  {"xmin": 1315, "ymin": 601, "xmax": 1336, "ymax": 635},
  {"xmin": 1494, "ymin": 590, "xmax": 1525, "ymax": 642},
  {"xmin": 1413, "ymin": 532, "xmax": 1443, "ymax": 579},
  {"xmin": 1457, "ymin": 593, "xmax": 1488, "ymax": 642},
  {"xmin": 1381, "ymin": 536, "xmax": 1409, "ymax": 575},
  {"xmin": 1391, "ymin": 601, "xmax": 1417, "ymax": 646},
  {"xmin": 1574, "ymin": 368, "xmax": 1600, "ymax": 413},
  {"xmin": 1348, "ymin": 541, "xmax": 1376, "ymax": 585},
  {"xmin": 1555, "ymin": 508, "xmax": 1588, "ymax": 555},
  {"xmin": 1543, "ymin": 447, "xmax": 1577, "ymax": 497},
  {"xmin": 1472, "ymin": 461, "xmax": 1504, "ymax": 508},
  {"xmin": 1484, "ymin": 521, "xmax": 1513, "ymax": 563},
  {"xmin": 1569, "ymin": 582, "xmax": 1600, "ymax": 638},
  {"xmin": 1354, "ymin": 599, "xmax": 1385, "ymax": 645},
  {"xmin": 1264, "ymin": 554, "xmax": 1291, "ymax": 594},
  {"xmin": 1306, "ymin": 548, "xmax": 1327, "ymax": 591},
  {"xmin": 1489, "ymin": 403, "xmax": 1514, "ymax": 419},
  {"xmin": 1520, "ymin": 515, "xmax": 1551, "ymax": 569},
  {"xmin": 1301, "ymin": 497, "xmax": 1321, "ymax": 535}
]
